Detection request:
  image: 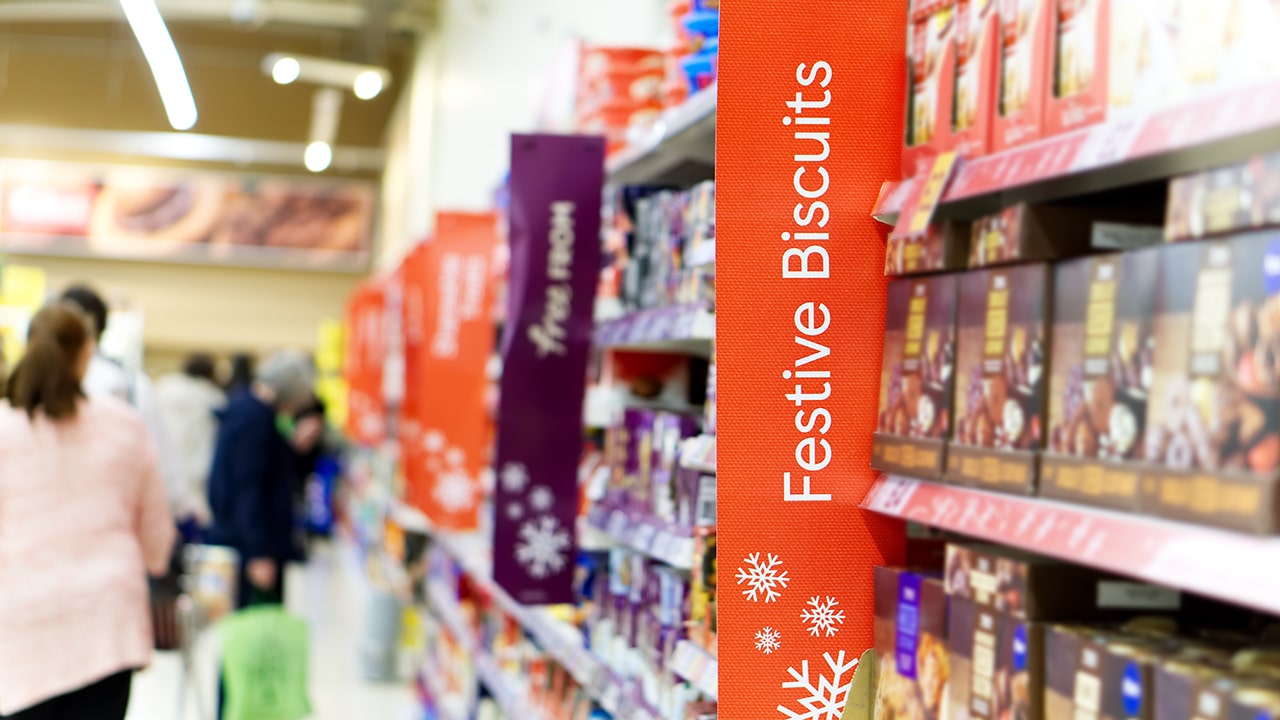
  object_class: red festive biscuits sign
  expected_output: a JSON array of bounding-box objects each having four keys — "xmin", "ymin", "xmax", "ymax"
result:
[
  {"xmin": 717, "ymin": 3, "xmax": 908, "ymax": 718},
  {"xmin": 344, "ymin": 280, "xmax": 387, "ymax": 447},
  {"xmin": 400, "ymin": 211, "xmax": 499, "ymax": 530}
]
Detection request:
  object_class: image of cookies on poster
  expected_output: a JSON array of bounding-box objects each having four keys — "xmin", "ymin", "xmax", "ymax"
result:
[{"xmin": 88, "ymin": 176, "xmax": 225, "ymax": 256}]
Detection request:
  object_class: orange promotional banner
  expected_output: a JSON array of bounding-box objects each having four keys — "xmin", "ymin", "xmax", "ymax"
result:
[
  {"xmin": 343, "ymin": 280, "xmax": 387, "ymax": 447},
  {"xmin": 717, "ymin": 3, "xmax": 908, "ymax": 719},
  {"xmin": 400, "ymin": 211, "xmax": 499, "ymax": 530}
]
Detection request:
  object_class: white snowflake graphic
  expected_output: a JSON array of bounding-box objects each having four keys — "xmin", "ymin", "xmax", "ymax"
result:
[
  {"xmin": 505, "ymin": 502, "xmax": 525, "ymax": 520},
  {"xmin": 801, "ymin": 596, "xmax": 846, "ymax": 638},
  {"xmin": 755, "ymin": 627, "xmax": 782, "ymax": 655},
  {"xmin": 778, "ymin": 651, "xmax": 859, "ymax": 720},
  {"xmin": 735, "ymin": 552, "xmax": 789, "ymax": 603},
  {"xmin": 515, "ymin": 515, "xmax": 571, "ymax": 579},
  {"xmin": 445, "ymin": 447, "xmax": 465, "ymax": 467},
  {"xmin": 423, "ymin": 430, "xmax": 446, "ymax": 453},
  {"xmin": 479, "ymin": 467, "xmax": 496, "ymax": 491},
  {"xmin": 501, "ymin": 462, "xmax": 530, "ymax": 493},
  {"xmin": 433, "ymin": 470, "xmax": 476, "ymax": 513},
  {"xmin": 529, "ymin": 485, "xmax": 554, "ymax": 512}
]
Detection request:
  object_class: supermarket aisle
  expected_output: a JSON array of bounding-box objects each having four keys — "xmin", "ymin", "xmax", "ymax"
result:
[{"xmin": 127, "ymin": 541, "xmax": 418, "ymax": 720}]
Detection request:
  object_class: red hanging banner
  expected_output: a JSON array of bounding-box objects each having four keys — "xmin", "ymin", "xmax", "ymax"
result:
[
  {"xmin": 399, "ymin": 211, "xmax": 499, "ymax": 530},
  {"xmin": 717, "ymin": 2, "xmax": 908, "ymax": 718},
  {"xmin": 344, "ymin": 280, "xmax": 387, "ymax": 447}
]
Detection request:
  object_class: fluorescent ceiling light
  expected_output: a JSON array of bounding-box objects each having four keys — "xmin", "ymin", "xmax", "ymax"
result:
[
  {"xmin": 120, "ymin": 0, "xmax": 198, "ymax": 131},
  {"xmin": 272, "ymin": 56, "xmax": 301, "ymax": 84},
  {"xmin": 304, "ymin": 141, "xmax": 332, "ymax": 172},
  {"xmin": 353, "ymin": 70, "xmax": 383, "ymax": 100}
]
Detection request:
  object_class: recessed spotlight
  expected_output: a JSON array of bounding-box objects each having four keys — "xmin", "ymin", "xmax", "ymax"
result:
[
  {"xmin": 304, "ymin": 141, "xmax": 332, "ymax": 172},
  {"xmin": 353, "ymin": 70, "xmax": 384, "ymax": 100},
  {"xmin": 272, "ymin": 56, "xmax": 301, "ymax": 84}
]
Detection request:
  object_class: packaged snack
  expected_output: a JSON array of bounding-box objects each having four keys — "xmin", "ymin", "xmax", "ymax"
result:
[
  {"xmin": 874, "ymin": 567, "xmax": 951, "ymax": 720},
  {"xmin": 904, "ymin": 0, "xmax": 959, "ymax": 176},
  {"xmin": 1041, "ymin": 249, "xmax": 1160, "ymax": 511},
  {"xmin": 873, "ymin": 274, "xmax": 960, "ymax": 480},
  {"xmin": 885, "ymin": 220, "xmax": 971, "ymax": 276},
  {"xmin": 947, "ymin": 264, "xmax": 1051, "ymax": 492},
  {"xmin": 1046, "ymin": 0, "xmax": 1110, "ymax": 134},
  {"xmin": 688, "ymin": 530, "xmax": 717, "ymax": 657},
  {"xmin": 953, "ymin": 0, "xmax": 1000, "ymax": 156},
  {"xmin": 994, "ymin": 0, "xmax": 1054, "ymax": 151},
  {"xmin": 1141, "ymin": 236, "xmax": 1280, "ymax": 533},
  {"xmin": 1166, "ymin": 153, "xmax": 1280, "ymax": 243},
  {"xmin": 1045, "ymin": 625, "xmax": 1170, "ymax": 720}
]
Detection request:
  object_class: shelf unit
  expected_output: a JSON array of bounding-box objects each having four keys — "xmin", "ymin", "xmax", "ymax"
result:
[
  {"xmin": 862, "ymin": 475, "xmax": 1280, "ymax": 616},
  {"xmin": 584, "ymin": 504, "xmax": 696, "ymax": 571},
  {"xmin": 876, "ymin": 80, "xmax": 1280, "ymax": 223},
  {"xmin": 605, "ymin": 84, "xmax": 717, "ymax": 187},
  {"xmin": 431, "ymin": 532, "xmax": 670, "ymax": 720}
]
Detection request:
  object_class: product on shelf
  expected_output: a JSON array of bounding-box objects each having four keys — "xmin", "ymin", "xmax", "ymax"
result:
[
  {"xmin": 610, "ymin": 183, "xmax": 716, "ymax": 313},
  {"xmin": 874, "ymin": 567, "xmax": 951, "ymax": 720},
  {"xmin": 945, "ymin": 544, "xmax": 1181, "ymax": 720},
  {"xmin": 994, "ymin": 0, "xmax": 1053, "ymax": 151},
  {"xmin": 577, "ymin": 46, "xmax": 666, "ymax": 154},
  {"xmin": 1045, "ymin": 625, "xmax": 1169, "ymax": 720},
  {"xmin": 947, "ymin": 263, "xmax": 1050, "ymax": 493},
  {"xmin": 1140, "ymin": 236, "xmax": 1280, "ymax": 533},
  {"xmin": 873, "ymin": 273, "xmax": 960, "ymax": 480},
  {"xmin": 967, "ymin": 203, "xmax": 1161, "ymax": 269},
  {"xmin": 687, "ymin": 529, "xmax": 716, "ymax": 657},
  {"xmin": 651, "ymin": 412, "xmax": 701, "ymax": 523},
  {"xmin": 1165, "ymin": 153, "xmax": 1280, "ymax": 243},
  {"xmin": 704, "ymin": 339, "xmax": 716, "ymax": 435},
  {"xmin": 886, "ymin": 220, "xmax": 970, "ymax": 276},
  {"xmin": 953, "ymin": 0, "xmax": 999, "ymax": 157},
  {"xmin": 1045, "ymin": 0, "xmax": 1109, "ymax": 135},
  {"xmin": 1041, "ymin": 248, "xmax": 1159, "ymax": 512},
  {"xmin": 904, "ymin": 0, "xmax": 958, "ymax": 176}
]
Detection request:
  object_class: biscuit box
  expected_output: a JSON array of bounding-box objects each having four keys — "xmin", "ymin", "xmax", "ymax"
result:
[
  {"xmin": 904, "ymin": 0, "xmax": 959, "ymax": 176},
  {"xmin": 953, "ymin": 0, "xmax": 1000, "ymax": 157},
  {"xmin": 947, "ymin": 545, "xmax": 1183, "ymax": 720},
  {"xmin": 1041, "ymin": 248, "xmax": 1160, "ymax": 512},
  {"xmin": 947, "ymin": 263, "xmax": 1051, "ymax": 493},
  {"xmin": 1045, "ymin": 626, "xmax": 1172, "ymax": 720},
  {"xmin": 993, "ymin": 0, "xmax": 1054, "ymax": 151},
  {"xmin": 886, "ymin": 220, "xmax": 971, "ymax": 276},
  {"xmin": 1153, "ymin": 658, "xmax": 1236, "ymax": 720},
  {"xmin": 875, "ymin": 568, "xmax": 951, "ymax": 720},
  {"xmin": 1045, "ymin": 0, "xmax": 1110, "ymax": 135},
  {"xmin": 1166, "ymin": 153, "xmax": 1280, "ymax": 243},
  {"xmin": 1140, "ymin": 236, "xmax": 1280, "ymax": 533},
  {"xmin": 873, "ymin": 274, "xmax": 960, "ymax": 480}
]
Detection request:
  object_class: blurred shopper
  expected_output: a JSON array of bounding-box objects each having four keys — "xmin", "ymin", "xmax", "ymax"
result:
[
  {"xmin": 208, "ymin": 350, "xmax": 315, "ymax": 608},
  {"xmin": 224, "ymin": 352, "xmax": 255, "ymax": 395},
  {"xmin": 0, "ymin": 304, "xmax": 175, "ymax": 720},
  {"xmin": 61, "ymin": 285, "xmax": 184, "ymax": 515},
  {"xmin": 155, "ymin": 353, "xmax": 226, "ymax": 534}
]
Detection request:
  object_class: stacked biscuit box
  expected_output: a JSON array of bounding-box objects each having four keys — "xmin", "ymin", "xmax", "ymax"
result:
[
  {"xmin": 900, "ymin": 1, "xmax": 1280, "ymax": 171},
  {"xmin": 618, "ymin": 181, "xmax": 715, "ymax": 313},
  {"xmin": 872, "ymin": 273, "xmax": 960, "ymax": 480},
  {"xmin": 576, "ymin": 46, "xmax": 665, "ymax": 156}
]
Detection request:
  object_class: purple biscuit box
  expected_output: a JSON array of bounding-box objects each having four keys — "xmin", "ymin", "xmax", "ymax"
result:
[
  {"xmin": 674, "ymin": 465, "xmax": 703, "ymax": 531},
  {"xmin": 651, "ymin": 412, "xmax": 701, "ymax": 523},
  {"xmin": 622, "ymin": 408, "xmax": 656, "ymax": 512}
]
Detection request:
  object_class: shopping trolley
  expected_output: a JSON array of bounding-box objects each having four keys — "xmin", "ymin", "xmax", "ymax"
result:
[{"xmin": 162, "ymin": 544, "xmax": 241, "ymax": 720}]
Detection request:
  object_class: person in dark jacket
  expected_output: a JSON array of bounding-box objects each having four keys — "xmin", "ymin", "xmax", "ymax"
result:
[{"xmin": 207, "ymin": 350, "xmax": 315, "ymax": 609}]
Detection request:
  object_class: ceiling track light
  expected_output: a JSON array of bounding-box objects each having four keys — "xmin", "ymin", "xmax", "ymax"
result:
[
  {"xmin": 262, "ymin": 52, "xmax": 392, "ymax": 100},
  {"xmin": 120, "ymin": 0, "xmax": 198, "ymax": 130}
]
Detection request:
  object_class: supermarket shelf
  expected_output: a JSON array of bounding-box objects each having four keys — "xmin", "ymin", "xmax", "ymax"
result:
[
  {"xmin": 586, "ymin": 504, "xmax": 695, "ymax": 571},
  {"xmin": 426, "ymin": 582, "xmax": 541, "ymax": 720},
  {"xmin": 670, "ymin": 641, "xmax": 718, "ymax": 700},
  {"xmin": 678, "ymin": 434, "xmax": 716, "ymax": 473},
  {"xmin": 861, "ymin": 475, "xmax": 1280, "ymax": 616},
  {"xmin": 878, "ymin": 80, "xmax": 1280, "ymax": 222},
  {"xmin": 594, "ymin": 304, "xmax": 714, "ymax": 353},
  {"xmin": 606, "ymin": 84, "xmax": 717, "ymax": 187},
  {"xmin": 432, "ymin": 532, "xmax": 669, "ymax": 720}
]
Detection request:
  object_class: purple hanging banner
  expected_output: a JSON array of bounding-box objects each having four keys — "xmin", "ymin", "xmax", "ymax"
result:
[{"xmin": 493, "ymin": 133, "xmax": 604, "ymax": 604}]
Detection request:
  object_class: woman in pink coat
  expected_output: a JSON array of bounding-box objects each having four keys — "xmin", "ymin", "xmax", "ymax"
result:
[{"xmin": 0, "ymin": 304, "xmax": 175, "ymax": 719}]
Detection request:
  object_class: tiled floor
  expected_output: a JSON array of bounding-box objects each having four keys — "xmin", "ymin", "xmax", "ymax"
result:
[{"xmin": 127, "ymin": 541, "xmax": 419, "ymax": 720}]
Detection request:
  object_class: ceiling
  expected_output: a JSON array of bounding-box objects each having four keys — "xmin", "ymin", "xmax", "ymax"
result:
[{"xmin": 0, "ymin": 0, "xmax": 433, "ymax": 173}]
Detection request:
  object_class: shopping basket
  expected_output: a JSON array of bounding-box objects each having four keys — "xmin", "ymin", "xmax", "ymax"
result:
[{"xmin": 167, "ymin": 544, "xmax": 240, "ymax": 720}]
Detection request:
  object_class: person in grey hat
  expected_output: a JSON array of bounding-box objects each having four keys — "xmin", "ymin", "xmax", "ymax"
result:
[{"xmin": 206, "ymin": 350, "xmax": 316, "ymax": 609}]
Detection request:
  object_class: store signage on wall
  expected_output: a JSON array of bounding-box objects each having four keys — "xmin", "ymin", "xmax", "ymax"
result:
[
  {"xmin": 717, "ymin": 2, "xmax": 909, "ymax": 718},
  {"xmin": 493, "ymin": 133, "xmax": 604, "ymax": 604},
  {"xmin": 400, "ymin": 212, "xmax": 499, "ymax": 531},
  {"xmin": 0, "ymin": 159, "xmax": 374, "ymax": 271},
  {"xmin": 344, "ymin": 281, "xmax": 387, "ymax": 447}
]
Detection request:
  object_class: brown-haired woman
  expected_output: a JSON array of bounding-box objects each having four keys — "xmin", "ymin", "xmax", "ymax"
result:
[{"xmin": 0, "ymin": 304, "xmax": 175, "ymax": 720}]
